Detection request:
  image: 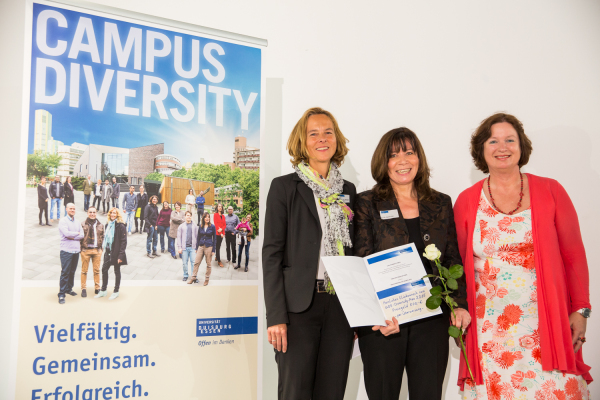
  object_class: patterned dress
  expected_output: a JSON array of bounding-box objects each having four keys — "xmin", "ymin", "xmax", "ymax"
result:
[{"xmin": 462, "ymin": 190, "xmax": 590, "ymax": 400}]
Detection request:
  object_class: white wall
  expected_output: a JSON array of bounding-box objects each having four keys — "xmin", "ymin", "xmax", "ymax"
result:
[{"xmin": 1, "ymin": 1, "xmax": 598, "ymax": 399}]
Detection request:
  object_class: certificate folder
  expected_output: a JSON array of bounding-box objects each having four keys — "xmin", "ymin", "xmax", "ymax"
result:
[{"xmin": 321, "ymin": 243, "xmax": 442, "ymax": 328}]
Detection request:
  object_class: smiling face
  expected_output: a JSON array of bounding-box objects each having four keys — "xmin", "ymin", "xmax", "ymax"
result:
[
  {"xmin": 109, "ymin": 209, "xmax": 117, "ymax": 221},
  {"xmin": 87, "ymin": 207, "xmax": 97, "ymax": 220},
  {"xmin": 129, "ymin": 186, "xmax": 134, "ymax": 194},
  {"xmin": 306, "ymin": 114, "xmax": 336, "ymax": 171},
  {"xmin": 175, "ymin": 203, "xmax": 181, "ymax": 211},
  {"xmin": 66, "ymin": 204, "xmax": 76, "ymax": 217},
  {"xmin": 484, "ymin": 122, "xmax": 521, "ymax": 173},
  {"xmin": 151, "ymin": 196, "xmax": 158, "ymax": 205},
  {"xmin": 203, "ymin": 213, "xmax": 210, "ymax": 224},
  {"xmin": 387, "ymin": 140, "xmax": 419, "ymax": 188}
]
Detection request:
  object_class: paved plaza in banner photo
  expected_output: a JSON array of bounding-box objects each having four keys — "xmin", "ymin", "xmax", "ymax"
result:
[{"xmin": 21, "ymin": 187, "xmax": 259, "ymax": 283}]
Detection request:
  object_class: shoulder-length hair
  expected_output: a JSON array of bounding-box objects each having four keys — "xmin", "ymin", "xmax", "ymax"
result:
[
  {"xmin": 470, "ymin": 113, "xmax": 533, "ymax": 174},
  {"xmin": 371, "ymin": 127, "xmax": 433, "ymax": 202},
  {"xmin": 149, "ymin": 195, "xmax": 158, "ymax": 203},
  {"xmin": 201, "ymin": 212, "xmax": 211, "ymax": 228},
  {"xmin": 107, "ymin": 207, "xmax": 125, "ymax": 224},
  {"xmin": 286, "ymin": 107, "xmax": 349, "ymax": 167}
]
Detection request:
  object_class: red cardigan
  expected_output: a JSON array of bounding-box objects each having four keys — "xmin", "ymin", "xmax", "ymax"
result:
[
  {"xmin": 453, "ymin": 174, "xmax": 592, "ymax": 389},
  {"xmin": 213, "ymin": 213, "xmax": 226, "ymax": 237}
]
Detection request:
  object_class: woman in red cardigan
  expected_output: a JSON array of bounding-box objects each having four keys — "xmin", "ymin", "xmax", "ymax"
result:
[
  {"xmin": 213, "ymin": 203, "xmax": 226, "ymax": 268},
  {"xmin": 454, "ymin": 113, "xmax": 591, "ymax": 399}
]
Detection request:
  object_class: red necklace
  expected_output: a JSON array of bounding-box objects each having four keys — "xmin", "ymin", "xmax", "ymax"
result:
[{"xmin": 487, "ymin": 172, "xmax": 524, "ymax": 215}]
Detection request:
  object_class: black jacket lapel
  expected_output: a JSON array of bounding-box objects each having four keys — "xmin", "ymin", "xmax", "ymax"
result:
[
  {"xmin": 375, "ymin": 198, "xmax": 409, "ymax": 239},
  {"xmin": 418, "ymin": 197, "xmax": 442, "ymax": 236},
  {"xmin": 293, "ymin": 175, "xmax": 320, "ymax": 225}
]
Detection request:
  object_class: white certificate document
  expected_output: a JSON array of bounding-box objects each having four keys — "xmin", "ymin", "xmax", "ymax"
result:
[{"xmin": 322, "ymin": 243, "xmax": 442, "ymax": 328}]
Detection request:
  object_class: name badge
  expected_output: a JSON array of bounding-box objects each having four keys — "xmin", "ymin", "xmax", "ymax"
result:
[
  {"xmin": 339, "ymin": 194, "xmax": 350, "ymax": 204},
  {"xmin": 379, "ymin": 210, "xmax": 399, "ymax": 220}
]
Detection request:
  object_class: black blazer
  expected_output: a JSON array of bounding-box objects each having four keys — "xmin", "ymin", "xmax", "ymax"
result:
[
  {"xmin": 105, "ymin": 222, "xmax": 128, "ymax": 266},
  {"xmin": 262, "ymin": 172, "xmax": 357, "ymax": 327},
  {"xmin": 353, "ymin": 189, "xmax": 467, "ymax": 310},
  {"xmin": 64, "ymin": 183, "xmax": 74, "ymax": 204},
  {"xmin": 37, "ymin": 184, "xmax": 48, "ymax": 208}
]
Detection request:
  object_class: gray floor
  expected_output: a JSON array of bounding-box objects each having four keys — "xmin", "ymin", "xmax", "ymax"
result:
[{"xmin": 22, "ymin": 187, "xmax": 259, "ymax": 282}]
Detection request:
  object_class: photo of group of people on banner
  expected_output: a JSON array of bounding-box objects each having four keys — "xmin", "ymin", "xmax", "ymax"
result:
[{"xmin": 32, "ymin": 175, "xmax": 257, "ymax": 303}]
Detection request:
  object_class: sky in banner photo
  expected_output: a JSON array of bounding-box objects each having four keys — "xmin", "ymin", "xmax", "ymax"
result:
[{"xmin": 28, "ymin": 2, "xmax": 261, "ymax": 167}]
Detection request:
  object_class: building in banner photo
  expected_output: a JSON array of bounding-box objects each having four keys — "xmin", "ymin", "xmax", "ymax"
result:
[
  {"xmin": 33, "ymin": 109, "xmax": 63, "ymax": 154},
  {"xmin": 233, "ymin": 135, "xmax": 260, "ymax": 170},
  {"xmin": 154, "ymin": 154, "xmax": 182, "ymax": 175},
  {"xmin": 68, "ymin": 143, "xmax": 167, "ymax": 185}
]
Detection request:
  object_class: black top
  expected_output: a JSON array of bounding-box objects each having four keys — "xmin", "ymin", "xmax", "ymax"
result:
[{"xmin": 404, "ymin": 217, "xmax": 433, "ymax": 275}]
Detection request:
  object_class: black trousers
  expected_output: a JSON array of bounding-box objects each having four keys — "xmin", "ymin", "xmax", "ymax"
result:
[
  {"xmin": 92, "ymin": 195, "xmax": 102, "ymax": 209},
  {"xmin": 225, "ymin": 232, "xmax": 236, "ymax": 261},
  {"xmin": 39, "ymin": 206, "xmax": 48, "ymax": 224},
  {"xmin": 196, "ymin": 208, "xmax": 204, "ymax": 224},
  {"xmin": 101, "ymin": 247, "xmax": 122, "ymax": 292},
  {"xmin": 275, "ymin": 291, "xmax": 354, "ymax": 400},
  {"xmin": 357, "ymin": 314, "xmax": 449, "ymax": 400},
  {"xmin": 215, "ymin": 235, "xmax": 223, "ymax": 261}
]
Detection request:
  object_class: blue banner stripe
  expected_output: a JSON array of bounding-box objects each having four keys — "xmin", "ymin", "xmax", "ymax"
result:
[
  {"xmin": 376, "ymin": 280, "xmax": 426, "ymax": 299},
  {"xmin": 367, "ymin": 247, "xmax": 413, "ymax": 265},
  {"xmin": 196, "ymin": 317, "xmax": 258, "ymax": 337}
]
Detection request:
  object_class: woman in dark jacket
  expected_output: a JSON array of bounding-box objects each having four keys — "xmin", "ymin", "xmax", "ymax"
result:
[
  {"xmin": 144, "ymin": 195, "xmax": 159, "ymax": 258},
  {"xmin": 37, "ymin": 176, "xmax": 50, "ymax": 226},
  {"xmin": 156, "ymin": 201, "xmax": 172, "ymax": 253},
  {"xmin": 190, "ymin": 212, "xmax": 217, "ymax": 286},
  {"xmin": 63, "ymin": 176, "xmax": 75, "ymax": 216},
  {"xmin": 95, "ymin": 207, "xmax": 127, "ymax": 300},
  {"xmin": 354, "ymin": 128, "xmax": 470, "ymax": 400},
  {"xmin": 262, "ymin": 107, "xmax": 356, "ymax": 400}
]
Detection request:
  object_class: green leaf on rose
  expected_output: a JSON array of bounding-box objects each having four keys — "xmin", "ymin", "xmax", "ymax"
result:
[
  {"xmin": 422, "ymin": 274, "xmax": 437, "ymax": 279},
  {"xmin": 430, "ymin": 286, "xmax": 443, "ymax": 296},
  {"xmin": 439, "ymin": 266, "xmax": 450, "ymax": 279},
  {"xmin": 448, "ymin": 325, "xmax": 461, "ymax": 338},
  {"xmin": 447, "ymin": 277, "xmax": 458, "ymax": 290},
  {"xmin": 426, "ymin": 296, "xmax": 442, "ymax": 310},
  {"xmin": 449, "ymin": 264, "xmax": 463, "ymax": 279}
]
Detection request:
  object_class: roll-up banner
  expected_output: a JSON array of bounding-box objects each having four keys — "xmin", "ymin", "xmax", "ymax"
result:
[{"xmin": 13, "ymin": 2, "xmax": 262, "ymax": 398}]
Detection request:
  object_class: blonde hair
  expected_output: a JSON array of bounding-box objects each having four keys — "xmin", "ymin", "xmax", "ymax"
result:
[
  {"xmin": 107, "ymin": 207, "xmax": 125, "ymax": 224},
  {"xmin": 286, "ymin": 107, "xmax": 349, "ymax": 167}
]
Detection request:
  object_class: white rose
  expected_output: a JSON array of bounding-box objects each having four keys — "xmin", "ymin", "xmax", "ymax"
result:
[{"xmin": 423, "ymin": 244, "xmax": 441, "ymax": 261}]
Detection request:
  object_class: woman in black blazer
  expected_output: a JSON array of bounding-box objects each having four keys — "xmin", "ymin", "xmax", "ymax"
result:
[
  {"xmin": 96, "ymin": 207, "xmax": 127, "ymax": 300},
  {"xmin": 63, "ymin": 176, "xmax": 75, "ymax": 216},
  {"xmin": 37, "ymin": 176, "xmax": 50, "ymax": 226},
  {"xmin": 354, "ymin": 128, "xmax": 470, "ymax": 400},
  {"xmin": 263, "ymin": 107, "xmax": 356, "ymax": 400}
]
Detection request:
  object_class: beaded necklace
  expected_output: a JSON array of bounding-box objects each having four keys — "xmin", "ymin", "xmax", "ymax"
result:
[{"xmin": 487, "ymin": 172, "xmax": 524, "ymax": 215}]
